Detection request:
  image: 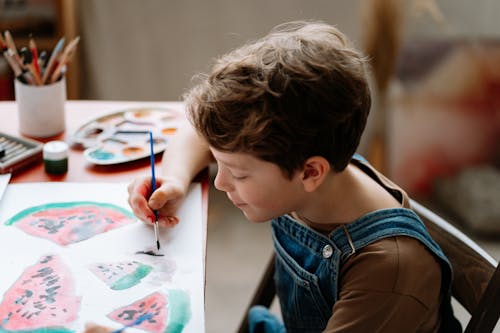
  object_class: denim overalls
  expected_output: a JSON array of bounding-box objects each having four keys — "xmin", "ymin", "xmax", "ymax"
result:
[{"xmin": 249, "ymin": 209, "xmax": 461, "ymax": 333}]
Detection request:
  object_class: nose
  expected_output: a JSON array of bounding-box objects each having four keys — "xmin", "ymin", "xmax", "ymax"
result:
[{"xmin": 213, "ymin": 167, "xmax": 232, "ymax": 192}]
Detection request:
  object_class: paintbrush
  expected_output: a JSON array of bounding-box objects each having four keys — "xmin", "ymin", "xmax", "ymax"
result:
[{"xmin": 149, "ymin": 131, "xmax": 161, "ymax": 252}]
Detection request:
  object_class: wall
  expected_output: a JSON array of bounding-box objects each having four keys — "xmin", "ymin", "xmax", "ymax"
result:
[
  {"xmin": 77, "ymin": 0, "xmax": 500, "ymax": 102},
  {"xmin": 78, "ymin": 0, "xmax": 363, "ymax": 101}
]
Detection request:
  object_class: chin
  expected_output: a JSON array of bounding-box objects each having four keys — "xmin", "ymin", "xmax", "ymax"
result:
[{"xmin": 242, "ymin": 211, "xmax": 274, "ymax": 223}]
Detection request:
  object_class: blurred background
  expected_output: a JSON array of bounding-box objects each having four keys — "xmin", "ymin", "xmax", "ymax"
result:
[{"xmin": 1, "ymin": 0, "xmax": 499, "ymax": 332}]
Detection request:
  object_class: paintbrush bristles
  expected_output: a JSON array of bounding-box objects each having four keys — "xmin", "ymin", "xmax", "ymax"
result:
[{"xmin": 153, "ymin": 220, "xmax": 160, "ymax": 250}]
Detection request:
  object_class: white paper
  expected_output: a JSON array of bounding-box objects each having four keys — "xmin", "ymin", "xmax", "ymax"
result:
[
  {"xmin": 0, "ymin": 173, "xmax": 10, "ymax": 202},
  {"xmin": 0, "ymin": 182, "xmax": 204, "ymax": 332}
]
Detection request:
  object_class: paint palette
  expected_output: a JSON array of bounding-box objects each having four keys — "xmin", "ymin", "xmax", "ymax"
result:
[
  {"xmin": 71, "ymin": 107, "xmax": 182, "ymax": 165},
  {"xmin": 0, "ymin": 132, "xmax": 43, "ymax": 174}
]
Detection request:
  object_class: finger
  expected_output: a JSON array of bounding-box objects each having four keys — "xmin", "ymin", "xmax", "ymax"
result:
[
  {"xmin": 128, "ymin": 191, "xmax": 155, "ymax": 224},
  {"xmin": 167, "ymin": 216, "xmax": 180, "ymax": 226},
  {"xmin": 129, "ymin": 195, "xmax": 153, "ymax": 221},
  {"xmin": 157, "ymin": 216, "xmax": 179, "ymax": 228},
  {"xmin": 127, "ymin": 176, "xmax": 151, "ymax": 196},
  {"xmin": 157, "ymin": 201, "xmax": 180, "ymax": 218},
  {"xmin": 83, "ymin": 323, "xmax": 113, "ymax": 333},
  {"xmin": 149, "ymin": 183, "xmax": 181, "ymax": 210}
]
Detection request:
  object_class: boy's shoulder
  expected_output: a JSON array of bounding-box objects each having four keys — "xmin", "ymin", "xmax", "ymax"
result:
[
  {"xmin": 351, "ymin": 154, "xmax": 409, "ymax": 207},
  {"xmin": 340, "ymin": 235, "xmax": 442, "ymax": 309},
  {"xmin": 331, "ymin": 236, "xmax": 443, "ymax": 332}
]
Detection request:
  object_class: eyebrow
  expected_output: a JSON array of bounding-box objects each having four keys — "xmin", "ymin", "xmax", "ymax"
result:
[
  {"xmin": 219, "ymin": 159, "xmax": 246, "ymax": 170},
  {"xmin": 210, "ymin": 148, "xmax": 251, "ymax": 170},
  {"xmin": 213, "ymin": 154, "xmax": 248, "ymax": 171}
]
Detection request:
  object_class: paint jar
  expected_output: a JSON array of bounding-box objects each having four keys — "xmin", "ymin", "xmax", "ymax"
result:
[
  {"xmin": 43, "ymin": 141, "xmax": 68, "ymax": 175},
  {"xmin": 15, "ymin": 77, "xmax": 66, "ymax": 138}
]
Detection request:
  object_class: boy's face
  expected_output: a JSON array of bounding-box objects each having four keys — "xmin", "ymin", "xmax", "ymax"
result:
[{"xmin": 210, "ymin": 148, "xmax": 304, "ymax": 223}]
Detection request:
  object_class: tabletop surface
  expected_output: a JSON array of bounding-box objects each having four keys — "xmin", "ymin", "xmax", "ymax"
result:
[
  {"xmin": 1, "ymin": 100, "xmax": 187, "ymax": 183},
  {"xmin": 0, "ymin": 100, "xmax": 208, "ymax": 331},
  {"xmin": 0, "ymin": 98, "xmax": 208, "ymax": 231}
]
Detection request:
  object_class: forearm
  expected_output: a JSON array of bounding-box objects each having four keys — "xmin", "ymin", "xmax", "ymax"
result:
[{"xmin": 161, "ymin": 121, "xmax": 212, "ymax": 188}]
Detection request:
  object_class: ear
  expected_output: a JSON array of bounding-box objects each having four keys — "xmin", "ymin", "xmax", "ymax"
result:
[{"xmin": 301, "ymin": 156, "xmax": 330, "ymax": 192}]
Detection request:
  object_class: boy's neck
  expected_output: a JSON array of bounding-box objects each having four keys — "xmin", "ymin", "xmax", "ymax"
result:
[{"xmin": 294, "ymin": 163, "xmax": 401, "ymax": 232}]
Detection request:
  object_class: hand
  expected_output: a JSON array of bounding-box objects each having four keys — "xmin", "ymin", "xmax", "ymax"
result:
[
  {"xmin": 82, "ymin": 323, "xmax": 114, "ymax": 333},
  {"xmin": 127, "ymin": 175, "xmax": 187, "ymax": 227}
]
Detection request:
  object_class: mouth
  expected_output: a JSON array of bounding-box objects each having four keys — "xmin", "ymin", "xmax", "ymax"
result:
[
  {"xmin": 227, "ymin": 194, "xmax": 246, "ymax": 208},
  {"xmin": 232, "ymin": 201, "xmax": 247, "ymax": 208}
]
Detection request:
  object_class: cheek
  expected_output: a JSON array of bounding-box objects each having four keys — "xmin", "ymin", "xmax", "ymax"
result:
[
  {"xmin": 239, "ymin": 189, "xmax": 289, "ymax": 223},
  {"xmin": 235, "ymin": 185, "xmax": 258, "ymax": 204},
  {"xmin": 238, "ymin": 183, "xmax": 281, "ymax": 208}
]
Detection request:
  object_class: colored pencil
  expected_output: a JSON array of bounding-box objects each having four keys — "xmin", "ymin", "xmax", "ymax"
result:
[
  {"xmin": 3, "ymin": 30, "xmax": 22, "ymax": 67},
  {"xmin": 0, "ymin": 34, "xmax": 7, "ymax": 51},
  {"xmin": 1, "ymin": 33, "xmax": 79, "ymax": 86},
  {"xmin": 19, "ymin": 46, "xmax": 42, "ymax": 85},
  {"xmin": 42, "ymin": 37, "xmax": 65, "ymax": 84},
  {"xmin": 50, "ymin": 36, "xmax": 79, "ymax": 83},
  {"xmin": 29, "ymin": 38, "xmax": 42, "ymax": 83}
]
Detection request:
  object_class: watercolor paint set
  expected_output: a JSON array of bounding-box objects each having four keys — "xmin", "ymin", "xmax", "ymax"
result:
[
  {"xmin": 71, "ymin": 107, "xmax": 182, "ymax": 165},
  {"xmin": 0, "ymin": 132, "xmax": 43, "ymax": 174}
]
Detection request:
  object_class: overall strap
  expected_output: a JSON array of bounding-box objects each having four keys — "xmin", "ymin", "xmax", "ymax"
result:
[
  {"xmin": 330, "ymin": 208, "xmax": 448, "ymax": 265},
  {"xmin": 330, "ymin": 208, "xmax": 461, "ymax": 333}
]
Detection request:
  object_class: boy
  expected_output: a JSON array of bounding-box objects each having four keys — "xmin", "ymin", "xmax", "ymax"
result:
[{"xmin": 127, "ymin": 21, "xmax": 461, "ymax": 332}]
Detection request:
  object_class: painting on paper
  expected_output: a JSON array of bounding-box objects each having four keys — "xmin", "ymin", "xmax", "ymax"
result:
[
  {"xmin": 107, "ymin": 290, "xmax": 191, "ymax": 333},
  {"xmin": 0, "ymin": 254, "xmax": 80, "ymax": 332},
  {"xmin": 0, "ymin": 182, "xmax": 205, "ymax": 332},
  {"xmin": 4, "ymin": 201, "xmax": 136, "ymax": 246}
]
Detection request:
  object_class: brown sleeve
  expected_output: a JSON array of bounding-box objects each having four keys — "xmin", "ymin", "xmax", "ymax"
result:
[{"xmin": 323, "ymin": 237, "xmax": 442, "ymax": 333}]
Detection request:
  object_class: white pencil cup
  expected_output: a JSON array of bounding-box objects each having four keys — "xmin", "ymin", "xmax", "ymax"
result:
[{"xmin": 15, "ymin": 77, "xmax": 66, "ymax": 138}]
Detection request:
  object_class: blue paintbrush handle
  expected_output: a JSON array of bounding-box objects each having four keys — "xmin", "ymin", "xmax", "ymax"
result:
[
  {"xmin": 149, "ymin": 131, "xmax": 159, "ymax": 220},
  {"xmin": 149, "ymin": 132, "xmax": 157, "ymax": 192},
  {"xmin": 149, "ymin": 131, "xmax": 161, "ymax": 251}
]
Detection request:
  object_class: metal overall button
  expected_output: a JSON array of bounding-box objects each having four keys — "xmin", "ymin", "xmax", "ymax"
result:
[{"xmin": 322, "ymin": 244, "xmax": 333, "ymax": 258}]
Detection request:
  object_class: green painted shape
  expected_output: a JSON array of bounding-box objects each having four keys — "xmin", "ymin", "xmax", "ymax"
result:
[
  {"xmin": 4, "ymin": 201, "xmax": 135, "ymax": 226},
  {"xmin": 0, "ymin": 327, "xmax": 74, "ymax": 333},
  {"xmin": 165, "ymin": 289, "xmax": 192, "ymax": 333},
  {"xmin": 111, "ymin": 264, "xmax": 153, "ymax": 290}
]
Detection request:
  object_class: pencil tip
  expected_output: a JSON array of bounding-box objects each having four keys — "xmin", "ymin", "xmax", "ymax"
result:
[{"xmin": 157, "ymin": 241, "xmax": 160, "ymax": 250}]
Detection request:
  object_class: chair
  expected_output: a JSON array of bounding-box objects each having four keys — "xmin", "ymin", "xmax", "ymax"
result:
[{"xmin": 237, "ymin": 199, "xmax": 500, "ymax": 333}]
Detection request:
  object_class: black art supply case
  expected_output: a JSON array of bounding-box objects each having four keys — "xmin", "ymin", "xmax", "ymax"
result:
[{"xmin": 0, "ymin": 132, "xmax": 43, "ymax": 174}]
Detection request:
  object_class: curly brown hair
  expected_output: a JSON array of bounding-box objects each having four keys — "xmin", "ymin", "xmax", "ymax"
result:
[{"xmin": 185, "ymin": 21, "xmax": 371, "ymax": 178}]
